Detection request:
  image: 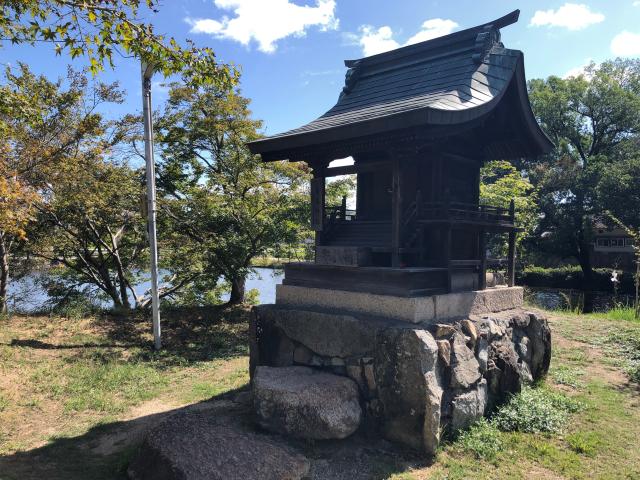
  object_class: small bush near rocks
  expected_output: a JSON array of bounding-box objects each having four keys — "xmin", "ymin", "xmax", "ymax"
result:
[
  {"xmin": 493, "ymin": 387, "xmax": 583, "ymax": 434},
  {"xmin": 457, "ymin": 418, "xmax": 503, "ymax": 461}
]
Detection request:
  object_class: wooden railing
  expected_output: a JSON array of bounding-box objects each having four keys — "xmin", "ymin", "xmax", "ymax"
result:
[{"xmin": 418, "ymin": 200, "xmax": 514, "ymax": 225}]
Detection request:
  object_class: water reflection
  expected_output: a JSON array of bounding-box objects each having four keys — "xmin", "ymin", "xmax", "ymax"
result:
[{"xmin": 7, "ymin": 267, "xmax": 284, "ymax": 313}]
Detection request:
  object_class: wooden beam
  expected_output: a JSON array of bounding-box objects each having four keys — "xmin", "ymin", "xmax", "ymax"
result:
[
  {"xmin": 507, "ymin": 230, "xmax": 516, "ymax": 287},
  {"xmin": 478, "ymin": 228, "xmax": 487, "ymax": 290},
  {"xmin": 507, "ymin": 199, "xmax": 516, "ymax": 287},
  {"xmin": 391, "ymin": 157, "xmax": 402, "ymax": 267},
  {"xmin": 443, "ymin": 225, "xmax": 452, "ymax": 292},
  {"xmin": 310, "ymin": 167, "xmax": 326, "ymax": 254}
]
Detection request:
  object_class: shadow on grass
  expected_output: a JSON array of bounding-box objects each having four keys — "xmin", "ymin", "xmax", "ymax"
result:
[
  {"xmin": 0, "ymin": 386, "xmax": 421, "ymax": 480},
  {"xmin": 4, "ymin": 305, "xmax": 251, "ymax": 369},
  {"xmin": 0, "ymin": 387, "xmax": 247, "ymax": 480}
]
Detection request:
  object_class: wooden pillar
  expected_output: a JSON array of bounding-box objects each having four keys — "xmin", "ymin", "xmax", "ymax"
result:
[
  {"xmin": 310, "ymin": 165, "xmax": 326, "ymax": 250},
  {"xmin": 443, "ymin": 225, "xmax": 452, "ymax": 292},
  {"xmin": 507, "ymin": 199, "xmax": 516, "ymax": 287},
  {"xmin": 478, "ymin": 228, "xmax": 487, "ymax": 290},
  {"xmin": 391, "ymin": 157, "xmax": 402, "ymax": 267}
]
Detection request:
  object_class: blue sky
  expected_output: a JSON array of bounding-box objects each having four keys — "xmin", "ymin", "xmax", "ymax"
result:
[{"xmin": 3, "ymin": 1, "xmax": 640, "ymax": 136}]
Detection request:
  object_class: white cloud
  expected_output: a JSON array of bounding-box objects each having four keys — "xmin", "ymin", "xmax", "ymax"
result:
[
  {"xmin": 563, "ymin": 59, "xmax": 596, "ymax": 78},
  {"xmin": 357, "ymin": 25, "xmax": 400, "ymax": 57},
  {"xmin": 634, "ymin": 1, "xmax": 640, "ymax": 6},
  {"xmin": 405, "ymin": 19, "xmax": 459, "ymax": 45},
  {"xmin": 355, "ymin": 18, "xmax": 458, "ymax": 57},
  {"xmin": 529, "ymin": 3, "xmax": 604, "ymax": 31},
  {"xmin": 187, "ymin": 0, "xmax": 338, "ymax": 53},
  {"xmin": 611, "ymin": 31, "xmax": 640, "ymax": 56}
]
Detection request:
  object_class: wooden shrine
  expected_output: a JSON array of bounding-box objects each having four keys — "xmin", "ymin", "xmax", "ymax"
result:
[{"xmin": 248, "ymin": 10, "xmax": 553, "ymax": 297}]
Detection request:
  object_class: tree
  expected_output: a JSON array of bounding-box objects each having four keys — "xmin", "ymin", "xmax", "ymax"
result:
[
  {"xmin": 0, "ymin": 64, "xmax": 149, "ymax": 311},
  {"xmin": 0, "ymin": 160, "xmax": 37, "ymax": 313},
  {"xmin": 0, "ymin": 63, "xmax": 125, "ymax": 312},
  {"xmin": 32, "ymin": 155, "xmax": 147, "ymax": 310},
  {"xmin": 527, "ymin": 59, "xmax": 640, "ymax": 303},
  {"xmin": 480, "ymin": 160, "xmax": 538, "ymax": 258},
  {"xmin": 0, "ymin": 0, "xmax": 235, "ymax": 87},
  {"xmin": 156, "ymin": 84, "xmax": 308, "ymax": 305}
]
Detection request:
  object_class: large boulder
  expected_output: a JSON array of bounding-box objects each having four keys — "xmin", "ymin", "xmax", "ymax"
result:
[
  {"xmin": 127, "ymin": 410, "xmax": 309, "ymax": 480},
  {"xmin": 375, "ymin": 328, "xmax": 443, "ymax": 456},
  {"xmin": 526, "ymin": 311, "xmax": 552, "ymax": 379},
  {"xmin": 253, "ymin": 366, "xmax": 362, "ymax": 440}
]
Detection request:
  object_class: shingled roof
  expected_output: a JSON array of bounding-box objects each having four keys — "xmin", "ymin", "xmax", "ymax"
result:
[{"xmin": 248, "ymin": 10, "xmax": 553, "ymax": 161}]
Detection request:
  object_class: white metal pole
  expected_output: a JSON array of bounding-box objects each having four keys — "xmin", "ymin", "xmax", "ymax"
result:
[{"xmin": 141, "ymin": 62, "xmax": 161, "ymax": 350}]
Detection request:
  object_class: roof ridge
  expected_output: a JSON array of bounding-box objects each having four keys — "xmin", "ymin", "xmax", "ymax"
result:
[{"xmin": 344, "ymin": 9, "xmax": 520, "ymax": 69}]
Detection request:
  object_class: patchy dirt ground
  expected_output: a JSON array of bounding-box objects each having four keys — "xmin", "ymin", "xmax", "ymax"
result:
[{"xmin": 0, "ymin": 309, "xmax": 639, "ymax": 479}]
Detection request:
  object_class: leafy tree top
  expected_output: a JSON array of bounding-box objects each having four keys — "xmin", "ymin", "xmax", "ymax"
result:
[{"xmin": 1, "ymin": 0, "xmax": 237, "ymax": 87}]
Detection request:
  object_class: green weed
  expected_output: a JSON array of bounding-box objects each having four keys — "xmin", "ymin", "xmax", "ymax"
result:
[
  {"xmin": 551, "ymin": 365, "xmax": 585, "ymax": 388},
  {"xmin": 566, "ymin": 431, "xmax": 603, "ymax": 457},
  {"xmin": 493, "ymin": 386, "xmax": 583, "ymax": 434},
  {"xmin": 456, "ymin": 418, "xmax": 503, "ymax": 461}
]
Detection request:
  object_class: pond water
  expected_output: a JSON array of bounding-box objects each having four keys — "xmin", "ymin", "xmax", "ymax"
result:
[
  {"xmin": 7, "ymin": 267, "xmax": 631, "ymax": 314},
  {"xmin": 7, "ymin": 267, "xmax": 285, "ymax": 313},
  {"xmin": 524, "ymin": 287, "xmax": 635, "ymax": 312}
]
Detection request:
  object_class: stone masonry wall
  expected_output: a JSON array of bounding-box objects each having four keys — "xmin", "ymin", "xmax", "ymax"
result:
[{"xmin": 250, "ymin": 304, "xmax": 551, "ymax": 456}]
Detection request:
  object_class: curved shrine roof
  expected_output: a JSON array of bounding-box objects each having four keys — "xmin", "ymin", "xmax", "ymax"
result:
[{"xmin": 248, "ymin": 10, "xmax": 553, "ymax": 161}]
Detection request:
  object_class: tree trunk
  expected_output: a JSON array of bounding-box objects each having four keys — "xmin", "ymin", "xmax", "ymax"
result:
[
  {"xmin": 228, "ymin": 276, "xmax": 246, "ymax": 305},
  {"xmin": 117, "ymin": 278, "xmax": 132, "ymax": 310},
  {"xmin": 0, "ymin": 233, "xmax": 9, "ymax": 314},
  {"xmin": 577, "ymin": 238, "xmax": 595, "ymax": 313}
]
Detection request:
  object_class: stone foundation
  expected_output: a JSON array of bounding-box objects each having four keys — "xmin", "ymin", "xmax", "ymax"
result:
[
  {"xmin": 250, "ymin": 293, "xmax": 551, "ymax": 456},
  {"xmin": 275, "ymin": 284, "xmax": 524, "ymax": 323}
]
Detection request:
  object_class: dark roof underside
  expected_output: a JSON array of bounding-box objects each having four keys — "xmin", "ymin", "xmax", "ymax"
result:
[{"xmin": 248, "ymin": 10, "xmax": 553, "ymax": 161}]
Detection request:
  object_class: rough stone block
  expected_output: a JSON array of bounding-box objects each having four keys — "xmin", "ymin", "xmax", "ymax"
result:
[
  {"xmin": 375, "ymin": 328, "xmax": 443, "ymax": 456},
  {"xmin": 253, "ymin": 366, "xmax": 362, "ymax": 440},
  {"xmin": 450, "ymin": 333, "xmax": 481, "ymax": 389},
  {"xmin": 256, "ymin": 306, "xmax": 377, "ymax": 358},
  {"xmin": 127, "ymin": 410, "xmax": 310, "ymax": 480},
  {"xmin": 450, "ymin": 379, "xmax": 488, "ymax": 432}
]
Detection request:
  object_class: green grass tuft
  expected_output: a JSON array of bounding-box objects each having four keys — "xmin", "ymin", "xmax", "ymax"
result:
[
  {"xmin": 566, "ymin": 431, "xmax": 603, "ymax": 457},
  {"xmin": 493, "ymin": 386, "xmax": 583, "ymax": 434},
  {"xmin": 602, "ymin": 328, "xmax": 640, "ymax": 382},
  {"xmin": 456, "ymin": 418, "xmax": 503, "ymax": 461},
  {"xmin": 551, "ymin": 365, "xmax": 586, "ymax": 388}
]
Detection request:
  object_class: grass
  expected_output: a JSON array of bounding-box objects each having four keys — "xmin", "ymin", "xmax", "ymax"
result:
[
  {"xmin": 1, "ymin": 305, "xmax": 640, "ymax": 479},
  {"xmin": 0, "ymin": 307, "xmax": 250, "ymax": 479}
]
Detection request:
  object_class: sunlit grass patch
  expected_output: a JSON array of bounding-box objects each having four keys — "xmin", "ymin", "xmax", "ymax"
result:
[
  {"xmin": 601, "ymin": 328, "xmax": 640, "ymax": 382},
  {"xmin": 31, "ymin": 356, "xmax": 168, "ymax": 413},
  {"xmin": 566, "ymin": 430, "xmax": 603, "ymax": 457},
  {"xmin": 551, "ymin": 364, "xmax": 586, "ymax": 388}
]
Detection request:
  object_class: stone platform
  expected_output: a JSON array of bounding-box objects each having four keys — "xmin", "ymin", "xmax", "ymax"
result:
[
  {"xmin": 250, "ymin": 289, "xmax": 551, "ymax": 456},
  {"xmin": 276, "ymin": 284, "xmax": 524, "ymax": 324}
]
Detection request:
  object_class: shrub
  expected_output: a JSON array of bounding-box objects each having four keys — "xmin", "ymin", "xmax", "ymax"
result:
[
  {"xmin": 457, "ymin": 418, "xmax": 503, "ymax": 461},
  {"xmin": 493, "ymin": 387, "xmax": 583, "ymax": 434}
]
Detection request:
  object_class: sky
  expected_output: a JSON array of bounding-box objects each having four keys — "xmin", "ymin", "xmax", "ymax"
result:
[{"xmin": 3, "ymin": 1, "xmax": 640, "ymax": 137}]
